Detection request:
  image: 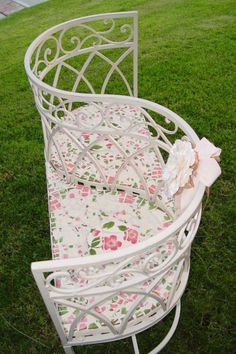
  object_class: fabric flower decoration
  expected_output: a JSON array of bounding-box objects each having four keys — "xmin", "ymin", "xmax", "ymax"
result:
[
  {"xmin": 163, "ymin": 139, "xmax": 196, "ymax": 197},
  {"xmin": 163, "ymin": 137, "xmax": 221, "ymax": 204}
]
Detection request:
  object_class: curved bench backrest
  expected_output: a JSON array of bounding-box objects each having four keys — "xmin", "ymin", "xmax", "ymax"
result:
[
  {"xmin": 29, "ymin": 12, "xmax": 138, "ymax": 96},
  {"xmin": 25, "ymin": 12, "xmax": 176, "ymax": 205},
  {"xmin": 25, "ymin": 12, "xmax": 201, "ymax": 210}
]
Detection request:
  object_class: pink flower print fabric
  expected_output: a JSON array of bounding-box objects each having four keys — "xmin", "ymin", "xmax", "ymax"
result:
[
  {"xmin": 47, "ymin": 162, "xmax": 175, "ymax": 258},
  {"xmin": 49, "ymin": 103, "xmax": 164, "ymax": 195}
]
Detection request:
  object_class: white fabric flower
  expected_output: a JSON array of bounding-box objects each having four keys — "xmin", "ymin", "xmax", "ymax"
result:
[{"xmin": 163, "ymin": 139, "xmax": 196, "ymax": 197}]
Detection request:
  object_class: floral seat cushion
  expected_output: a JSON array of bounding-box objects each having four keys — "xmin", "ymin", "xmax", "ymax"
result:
[
  {"xmin": 46, "ymin": 103, "xmax": 178, "ymax": 338},
  {"xmin": 47, "ymin": 165, "xmax": 174, "ymax": 259}
]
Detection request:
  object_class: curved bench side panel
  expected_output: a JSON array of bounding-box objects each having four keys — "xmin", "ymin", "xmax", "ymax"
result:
[{"xmin": 31, "ymin": 206, "xmax": 201, "ymax": 346}]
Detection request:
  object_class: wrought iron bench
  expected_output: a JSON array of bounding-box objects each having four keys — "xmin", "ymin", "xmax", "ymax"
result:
[{"xmin": 24, "ymin": 11, "xmax": 221, "ymax": 354}]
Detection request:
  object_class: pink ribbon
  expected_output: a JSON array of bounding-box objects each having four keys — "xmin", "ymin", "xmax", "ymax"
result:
[{"xmin": 195, "ymin": 137, "xmax": 221, "ymax": 187}]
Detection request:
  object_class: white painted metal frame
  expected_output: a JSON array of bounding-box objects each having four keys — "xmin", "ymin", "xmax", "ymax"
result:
[{"xmin": 25, "ymin": 12, "xmax": 205, "ymax": 354}]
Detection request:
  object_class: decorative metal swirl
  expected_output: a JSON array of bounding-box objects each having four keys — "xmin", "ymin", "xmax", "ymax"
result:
[
  {"xmin": 34, "ymin": 92, "xmax": 181, "ymax": 217},
  {"xmin": 33, "ymin": 197, "xmax": 200, "ymax": 341},
  {"xmin": 32, "ymin": 18, "xmax": 134, "ymax": 79},
  {"xmin": 42, "ymin": 225, "xmax": 193, "ymax": 339},
  {"xmin": 43, "ymin": 225, "xmax": 195, "ymax": 297}
]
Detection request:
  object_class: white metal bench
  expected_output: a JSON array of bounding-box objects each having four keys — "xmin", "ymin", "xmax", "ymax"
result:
[{"xmin": 24, "ymin": 11, "xmax": 220, "ymax": 354}]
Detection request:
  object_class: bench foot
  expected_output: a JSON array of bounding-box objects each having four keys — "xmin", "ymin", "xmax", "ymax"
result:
[
  {"xmin": 131, "ymin": 300, "xmax": 181, "ymax": 354},
  {"xmin": 63, "ymin": 345, "xmax": 75, "ymax": 354}
]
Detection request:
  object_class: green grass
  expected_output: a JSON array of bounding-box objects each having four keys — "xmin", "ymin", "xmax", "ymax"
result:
[{"xmin": 0, "ymin": 0, "xmax": 235, "ymax": 353}]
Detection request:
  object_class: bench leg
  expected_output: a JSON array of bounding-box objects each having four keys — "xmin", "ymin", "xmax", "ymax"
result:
[
  {"xmin": 131, "ymin": 300, "xmax": 181, "ymax": 354},
  {"xmin": 132, "ymin": 335, "xmax": 140, "ymax": 354},
  {"xmin": 63, "ymin": 345, "xmax": 75, "ymax": 354}
]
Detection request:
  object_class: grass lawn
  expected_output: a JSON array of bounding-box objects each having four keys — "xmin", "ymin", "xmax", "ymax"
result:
[{"xmin": 0, "ymin": 0, "xmax": 235, "ymax": 353}]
